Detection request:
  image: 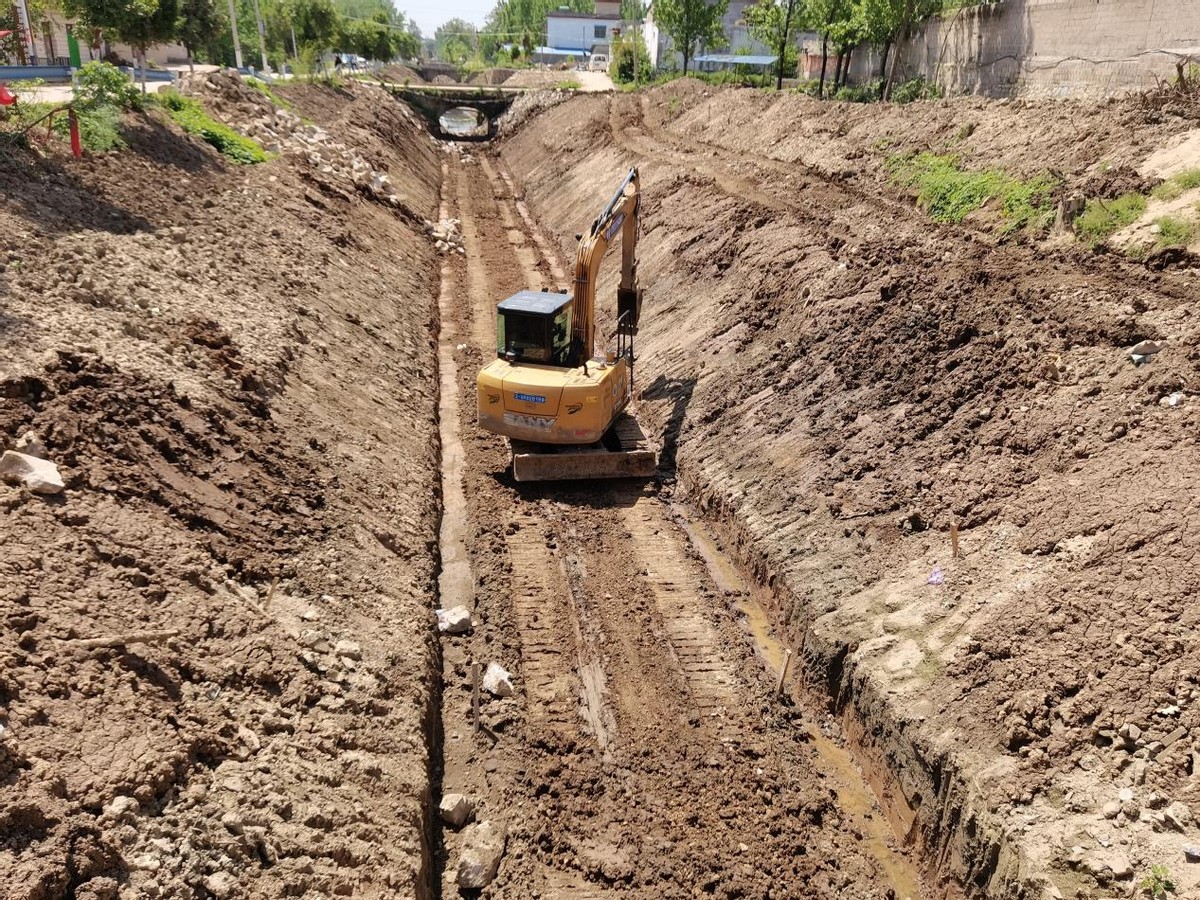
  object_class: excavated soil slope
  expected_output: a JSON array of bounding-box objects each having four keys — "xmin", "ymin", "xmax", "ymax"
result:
[
  {"xmin": 1, "ymin": 81, "xmax": 444, "ymax": 898},
  {"xmin": 502, "ymin": 84, "xmax": 1200, "ymax": 897}
]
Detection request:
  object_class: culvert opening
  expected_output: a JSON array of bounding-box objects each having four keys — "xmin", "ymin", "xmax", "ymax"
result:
[{"xmin": 439, "ymin": 107, "xmax": 487, "ymax": 139}]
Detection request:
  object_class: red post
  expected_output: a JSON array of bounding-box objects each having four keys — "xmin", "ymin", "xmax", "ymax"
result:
[{"xmin": 68, "ymin": 108, "xmax": 82, "ymax": 158}]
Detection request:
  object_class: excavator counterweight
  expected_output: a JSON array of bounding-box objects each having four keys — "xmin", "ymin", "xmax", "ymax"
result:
[{"xmin": 476, "ymin": 168, "xmax": 657, "ymax": 481}]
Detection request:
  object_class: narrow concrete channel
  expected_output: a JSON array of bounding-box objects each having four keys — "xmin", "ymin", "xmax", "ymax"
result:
[{"xmin": 431, "ymin": 159, "xmax": 474, "ymax": 898}]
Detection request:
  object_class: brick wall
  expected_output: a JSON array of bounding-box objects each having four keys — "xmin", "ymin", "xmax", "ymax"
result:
[{"xmin": 846, "ymin": 0, "xmax": 1200, "ymax": 98}]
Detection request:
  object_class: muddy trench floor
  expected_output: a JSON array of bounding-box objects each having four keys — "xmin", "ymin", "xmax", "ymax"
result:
[{"xmin": 431, "ymin": 151, "xmax": 912, "ymax": 900}]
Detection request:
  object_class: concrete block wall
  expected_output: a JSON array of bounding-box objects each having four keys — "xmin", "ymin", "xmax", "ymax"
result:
[{"xmin": 846, "ymin": 0, "xmax": 1200, "ymax": 98}]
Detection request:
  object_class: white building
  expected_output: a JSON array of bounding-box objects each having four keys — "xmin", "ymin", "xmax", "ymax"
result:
[
  {"xmin": 644, "ymin": 0, "xmax": 772, "ymax": 70},
  {"xmin": 545, "ymin": 9, "xmax": 623, "ymax": 55}
]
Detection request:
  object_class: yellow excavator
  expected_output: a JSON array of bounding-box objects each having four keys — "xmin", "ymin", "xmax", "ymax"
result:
[{"xmin": 476, "ymin": 168, "xmax": 656, "ymax": 481}]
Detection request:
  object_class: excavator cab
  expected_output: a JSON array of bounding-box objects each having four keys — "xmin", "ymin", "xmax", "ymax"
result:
[{"xmin": 496, "ymin": 291, "xmax": 575, "ymax": 367}]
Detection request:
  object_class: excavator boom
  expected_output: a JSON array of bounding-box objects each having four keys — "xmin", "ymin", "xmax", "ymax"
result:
[{"xmin": 476, "ymin": 168, "xmax": 656, "ymax": 481}]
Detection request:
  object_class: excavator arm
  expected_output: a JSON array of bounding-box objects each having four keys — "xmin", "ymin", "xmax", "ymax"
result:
[{"xmin": 571, "ymin": 167, "xmax": 642, "ymax": 363}]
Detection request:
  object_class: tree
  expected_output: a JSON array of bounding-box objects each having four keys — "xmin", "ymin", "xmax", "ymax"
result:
[
  {"xmin": 744, "ymin": 0, "xmax": 801, "ymax": 90},
  {"xmin": 610, "ymin": 29, "xmax": 650, "ymax": 84},
  {"xmin": 65, "ymin": 0, "xmax": 178, "ymax": 90},
  {"xmin": 858, "ymin": 0, "xmax": 940, "ymax": 98},
  {"xmin": 805, "ymin": 0, "xmax": 854, "ymax": 97},
  {"xmin": 178, "ymin": 0, "xmax": 222, "ymax": 69},
  {"xmin": 653, "ymin": 0, "xmax": 728, "ymax": 75},
  {"xmin": 482, "ymin": 0, "xmax": 589, "ymax": 57},
  {"xmin": 434, "ymin": 16, "xmax": 474, "ymax": 63}
]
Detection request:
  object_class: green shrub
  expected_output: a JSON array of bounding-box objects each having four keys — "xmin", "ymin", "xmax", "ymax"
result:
[
  {"xmin": 833, "ymin": 78, "xmax": 884, "ymax": 103},
  {"xmin": 75, "ymin": 61, "xmax": 141, "ymax": 111},
  {"xmin": 888, "ymin": 152, "xmax": 1058, "ymax": 231},
  {"xmin": 1074, "ymin": 193, "xmax": 1147, "ymax": 246},
  {"xmin": 892, "ymin": 76, "xmax": 942, "ymax": 103},
  {"xmin": 158, "ymin": 90, "xmax": 267, "ymax": 164},
  {"xmin": 76, "ymin": 104, "xmax": 125, "ymax": 151}
]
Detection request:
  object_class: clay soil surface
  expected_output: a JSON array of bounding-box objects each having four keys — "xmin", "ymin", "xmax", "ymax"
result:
[
  {"xmin": 1, "ymin": 79, "xmax": 445, "ymax": 898},
  {"xmin": 430, "ymin": 148, "xmax": 907, "ymax": 899},
  {"xmin": 8, "ymin": 65, "xmax": 1200, "ymax": 900},
  {"xmin": 502, "ymin": 83, "xmax": 1200, "ymax": 897}
]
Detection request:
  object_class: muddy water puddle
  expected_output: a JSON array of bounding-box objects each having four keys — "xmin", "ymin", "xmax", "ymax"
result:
[{"xmin": 674, "ymin": 504, "xmax": 924, "ymax": 900}]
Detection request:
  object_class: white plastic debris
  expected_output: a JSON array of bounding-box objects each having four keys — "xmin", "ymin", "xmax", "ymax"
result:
[
  {"xmin": 481, "ymin": 662, "xmax": 515, "ymax": 698},
  {"xmin": 436, "ymin": 605, "xmax": 472, "ymax": 634},
  {"xmin": 1129, "ymin": 339, "xmax": 1163, "ymax": 357}
]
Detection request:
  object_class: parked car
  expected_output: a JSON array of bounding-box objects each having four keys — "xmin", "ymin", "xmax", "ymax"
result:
[{"xmin": 588, "ymin": 53, "xmax": 609, "ymax": 72}]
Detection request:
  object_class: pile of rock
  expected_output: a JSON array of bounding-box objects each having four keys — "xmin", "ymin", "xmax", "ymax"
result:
[
  {"xmin": 180, "ymin": 71, "xmax": 410, "ymax": 210},
  {"xmin": 429, "ymin": 218, "xmax": 465, "ymax": 255},
  {"xmin": 495, "ymin": 89, "xmax": 574, "ymax": 138}
]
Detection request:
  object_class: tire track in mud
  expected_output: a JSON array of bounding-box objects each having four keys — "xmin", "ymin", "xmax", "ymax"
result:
[
  {"xmin": 504, "ymin": 511, "xmax": 597, "ymax": 740},
  {"xmin": 441, "ymin": 149, "xmax": 909, "ymax": 899},
  {"xmin": 622, "ymin": 496, "xmax": 739, "ymax": 731}
]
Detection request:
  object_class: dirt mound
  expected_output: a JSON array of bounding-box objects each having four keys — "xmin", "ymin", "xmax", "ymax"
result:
[
  {"xmin": 1, "ymin": 76, "xmax": 443, "ymax": 898},
  {"xmin": 495, "ymin": 88, "xmax": 575, "ymax": 137},
  {"xmin": 469, "ymin": 67, "xmax": 515, "ymax": 86},
  {"xmin": 381, "ymin": 62, "xmax": 425, "ymax": 85},
  {"xmin": 502, "ymin": 69, "xmax": 574, "ymax": 90},
  {"xmin": 502, "ymin": 85, "xmax": 1200, "ymax": 897}
]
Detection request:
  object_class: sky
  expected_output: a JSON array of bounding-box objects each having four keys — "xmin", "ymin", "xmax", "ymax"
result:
[{"xmin": 403, "ymin": 0, "xmax": 495, "ymax": 39}]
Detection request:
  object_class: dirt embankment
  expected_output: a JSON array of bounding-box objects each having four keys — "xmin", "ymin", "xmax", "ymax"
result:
[
  {"xmin": 502, "ymin": 84, "xmax": 1200, "ymax": 896},
  {"xmin": 1, "ymin": 80, "xmax": 444, "ymax": 897}
]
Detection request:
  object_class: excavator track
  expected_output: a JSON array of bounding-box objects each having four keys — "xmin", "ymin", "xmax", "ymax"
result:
[{"xmin": 510, "ymin": 410, "xmax": 656, "ymax": 481}]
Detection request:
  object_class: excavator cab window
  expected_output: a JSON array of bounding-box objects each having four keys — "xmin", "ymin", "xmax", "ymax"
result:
[{"xmin": 495, "ymin": 291, "xmax": 573, "ymax": 367}]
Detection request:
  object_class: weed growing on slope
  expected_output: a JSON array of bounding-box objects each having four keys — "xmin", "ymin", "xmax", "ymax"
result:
[
  {"xmin": 1155, "ymin": 214, "xmax": 1195, "ymax": 247},
  {"xmin": 1151, "ymin": 167, "xmax": 1200, "ymax": 201},
  {"xmin": 1074, "ymin": 193, "xmax": 1148, "ymax": 245},
  {"xmin": 1140, "ymin": 864, "xmax": 1175, "ymax": 899},
  {"xmin": 887, "ymin": 152, "xmax": 1058, "ymax": 232},
  {"xmin": 157, "ymin": 90, "xmax": 267, "ymax": 164},
  {"xmin": 246, "ymin": 76, "xmax": 294, "ymax": 111}
]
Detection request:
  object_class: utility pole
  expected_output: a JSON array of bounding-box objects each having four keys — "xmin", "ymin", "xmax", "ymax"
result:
[
  {"xmin": 226, "ymin": 0, "xmax": 244, "ymax": 69},
  {"xmin": 290, "ymin": 22, "xmax": 298, "ymax": 59},
  {"xmin": 251, "ymin": 0, "xmax": 270, "ymax": 73}
]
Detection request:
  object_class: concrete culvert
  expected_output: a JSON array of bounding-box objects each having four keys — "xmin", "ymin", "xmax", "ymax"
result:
[{"xmin": 439, "ymin": 107, "xmax": 487, "ymax": 138}]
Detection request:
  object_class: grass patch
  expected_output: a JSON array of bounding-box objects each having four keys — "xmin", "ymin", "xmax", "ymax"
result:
[
  {"xmin": 1155, "ymin": 214, "xmax": 1195, "ymax": 247},
  {"xmin": 887, "ymin": 152, "xmax": 1058, "ymax": 231},
  {"xmin": 157, "ymin": 90, "xmax": 267, "ymax": 164},
  {"xmin": 1151, "ymin": 167, "xmax": 1200, "ymax": 201},
  {"xmin": 554, "ymin": 79, "xmax": 581, "ymax": 90},
  {"xmin": 1074, "ymin": 192, "xmax": 1147, "ymax": 246},
  {"xmin": 246, "ymin": 76, "xmax": 294, "ymax": 111}
]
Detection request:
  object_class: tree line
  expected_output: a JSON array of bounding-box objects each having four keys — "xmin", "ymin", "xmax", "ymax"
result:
[
  {"xmin": 742, "ymin": 0, "xmax": 978, "ymax": 96},
  {"xmin": 11, "ymin": 0, "xmax": 420, "ymax": 74}
]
